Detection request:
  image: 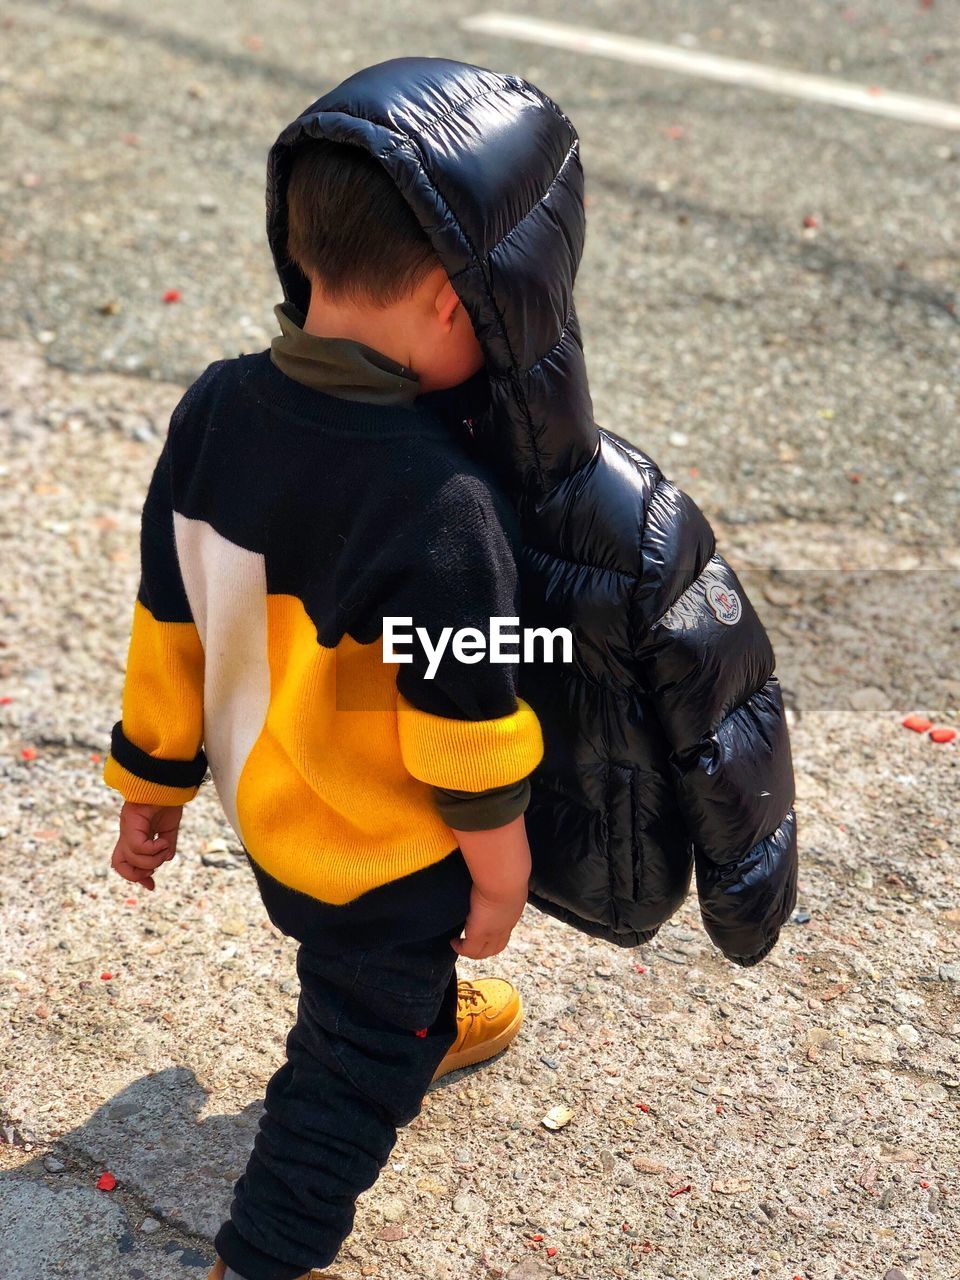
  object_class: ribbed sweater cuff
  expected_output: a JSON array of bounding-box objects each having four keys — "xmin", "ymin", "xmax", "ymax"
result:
[
  {"xmin": 396, "ymin": 694, "xmax": 543, "ymax": 790},
  {"xmin": 102, "ymin": 720, "xmax": 207, "ymax": 806},
  {"xmin": 102, "ymin": 754, "xmax": 203, "ymax": 807}
]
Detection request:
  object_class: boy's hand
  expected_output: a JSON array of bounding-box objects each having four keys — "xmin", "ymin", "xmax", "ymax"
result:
[
  {"xmin": 110, "ymin": 801, "xmax": 182, "ymax": 892},
  {"xmin": 449, "ymin": 813, "xmax": 532, "ymax": 960},
  {"xmin": 451, "ymin": 877, "xmax": 528, "ymax": 960}
]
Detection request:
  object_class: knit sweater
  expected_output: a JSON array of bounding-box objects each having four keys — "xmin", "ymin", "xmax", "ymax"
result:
[
  {"xmin": 102, "ymin": 349, "xmax": 544, "ymax": 907},
  {"xmin": 268, "ymin": 299, "xmax": 532, "ymax": 831}
]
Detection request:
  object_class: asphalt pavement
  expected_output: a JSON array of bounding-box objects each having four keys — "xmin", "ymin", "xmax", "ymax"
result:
[{"xmin": 1, "ymin": 4, "xmax": 958, "ymax": 1278}]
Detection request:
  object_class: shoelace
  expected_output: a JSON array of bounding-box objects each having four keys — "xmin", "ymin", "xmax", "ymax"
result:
[{"xmin": 457, "ymin": 980, "xmax": 484, "ymax": 1008}]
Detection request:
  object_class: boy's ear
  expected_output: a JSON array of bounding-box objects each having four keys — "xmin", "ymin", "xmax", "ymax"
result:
[{"xmin": 434, "ymin": 278, "xmax": 462, "ymax": 331}]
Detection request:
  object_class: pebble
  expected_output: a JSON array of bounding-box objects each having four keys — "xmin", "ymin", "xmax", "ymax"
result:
[
  {"xmin": 452, "ymin": 1191, "xmax": 486, "ymax": 1217},
  {"xmin": 918, "ymin": 1080, "xmax": 948, "ymax": 1102},
  {"xmin": 140, "ymin": 1217, "xmax": 161, "ymax": 1235},
  {"xmin": 712, "ymin": 1176, "xmax": 753, "ymax": 1194},
  {"xmin": 540, "ymin": 1056, "xmax": 559, "ymax": 1070},
  {"xmin": 201, "ymin": 851, "xmax": 241, "ymax": 869},
  {"xmin": 895, "ymin": 1023, "xmax": 920, "ymax": 1045},
  {"xmin": 380, "ymin": 1196, "xmax": 407, "ymax": 1223},
  {"xmin": 938, "ymin": 964, "xmax": 960, "ymax": 982},
  {"xmin": 507, "ymin": 1261, "xmax": 553, "ymax": 1279},
  {"xmin": 43, "ymin": 1155, "xmax": 65, "ymax": 1173}
]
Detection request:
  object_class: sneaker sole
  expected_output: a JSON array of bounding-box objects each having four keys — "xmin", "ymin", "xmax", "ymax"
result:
[{"xmin": 430, "ymin": 992, "xmax": 525, "ymax": 1082}]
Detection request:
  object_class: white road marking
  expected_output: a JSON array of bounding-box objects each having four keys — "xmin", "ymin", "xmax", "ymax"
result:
[{"xmin": 461, "ymin": 12, "xmax": 960, "ymax": 132}]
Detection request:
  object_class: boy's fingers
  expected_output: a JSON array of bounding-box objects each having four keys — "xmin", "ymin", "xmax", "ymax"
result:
[
  {"xmin": 112, "ymin": 854, "xmax": 145, "ymax": 884},
  {"xmin": 116, "ymin": 818, "xmax": 170, "ymax": 855},
  {"xmin": 452, "ymin": 932, "xmax": 507, "ymax": 960},
  {"xmin": 120, "ymin": 844, "xmax": 171, "ymax": 870},
  {"xmin": 112, "ymin": 840, "xmax": 163, "ymax": 887}
]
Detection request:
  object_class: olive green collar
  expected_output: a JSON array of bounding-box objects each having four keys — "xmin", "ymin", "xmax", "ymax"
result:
[{"xmin": 269, "ymin": 301, "xmax": 421, "ymax": 405}]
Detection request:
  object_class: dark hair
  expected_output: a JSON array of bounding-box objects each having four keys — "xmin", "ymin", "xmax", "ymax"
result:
[{"xmin": 284, "ymin": 138, "xmax": 440, "ymax": 307}]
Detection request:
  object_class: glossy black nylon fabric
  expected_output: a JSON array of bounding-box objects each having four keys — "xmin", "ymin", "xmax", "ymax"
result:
[{"xmin": 265, "ymin": 56, "xmax": 799, "ymax": 962}]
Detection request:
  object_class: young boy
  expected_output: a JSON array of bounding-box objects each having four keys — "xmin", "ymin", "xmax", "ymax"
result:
[
  {"xmin": 105, "ymin": 51, "xmax": 798, "ymax": 1280},
  {"xmin": 104, "ymin": 133, "xmax": 545, "ymax": 1280}
]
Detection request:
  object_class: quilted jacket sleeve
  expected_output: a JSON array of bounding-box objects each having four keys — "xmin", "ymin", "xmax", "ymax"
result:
[{"xmin": 631, "ymin": 478, "xmax": 799, "ymax": 965}]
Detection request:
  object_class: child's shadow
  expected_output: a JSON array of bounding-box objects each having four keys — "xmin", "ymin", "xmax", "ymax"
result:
[
  {"xmin": 2, "ymin": 1063, "xmax": 461, "ymax": 1277},
  {"xmin": 1, "ymin": 1068, "xmax": 264, "ymax": 1277}
]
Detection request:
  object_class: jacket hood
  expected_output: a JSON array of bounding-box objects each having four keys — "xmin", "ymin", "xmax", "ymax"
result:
[{"xmin": 266, "ymin": 56, "xmax": 599, "ymax": 502}]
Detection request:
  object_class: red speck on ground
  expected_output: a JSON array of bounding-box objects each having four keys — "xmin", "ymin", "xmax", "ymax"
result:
[
  {"xmin": 903, "ymin": 714, "xmax": 933, "ymax": 733},
  {"xmin": 930, "ymin": 727, "xmax": 957, "ymax": 744},
  {"xmin": 162, "ymin": 288, "xmax": 181, "ymax": 304},
  {"xmin": 21, "ymin": 746, "xmax": 38, "ymax": 760},
  {"xmin": 97, "ymin": 1171, "xmax": 117, "ymax": 1191},
  {"xmin": 100, "ymin": 972, "xmax": 113, "ymax": 981},
  {"xmin": 803, "ymin": 214, "xmax": 819, "ymax": 229}
]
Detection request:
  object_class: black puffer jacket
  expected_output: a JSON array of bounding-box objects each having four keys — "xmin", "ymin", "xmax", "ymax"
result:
[{"xmin": 266, "ymin": 57, "xmax": 799, "ymax": 965}]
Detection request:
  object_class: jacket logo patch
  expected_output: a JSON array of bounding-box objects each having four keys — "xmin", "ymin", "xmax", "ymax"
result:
[{"xmin": 706, "ymin": 583, "xmax": 742, "ymax": 626}]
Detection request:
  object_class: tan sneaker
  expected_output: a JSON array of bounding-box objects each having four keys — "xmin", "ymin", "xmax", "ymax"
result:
[{"xmin": 431, "ymin": 977, "xmax": 524, "ymax": 1081}]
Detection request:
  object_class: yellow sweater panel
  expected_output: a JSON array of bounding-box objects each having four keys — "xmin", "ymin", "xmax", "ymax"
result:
[{"xmin": 234, "ymin": 594, "xmax": 543, "ymax": 904}]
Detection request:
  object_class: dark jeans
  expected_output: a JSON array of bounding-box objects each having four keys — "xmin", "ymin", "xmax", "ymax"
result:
[{"xmin": 214, "ymin": 848, "xmax": 472, "ymax": 1280}]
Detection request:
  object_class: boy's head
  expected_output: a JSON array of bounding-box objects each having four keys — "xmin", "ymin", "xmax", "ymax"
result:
[{"xmin": 284, "ymin": 138, "xmax": 484, "ymax": 392}]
